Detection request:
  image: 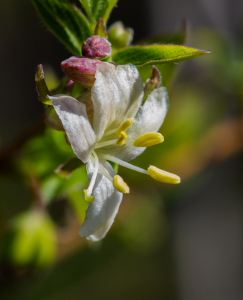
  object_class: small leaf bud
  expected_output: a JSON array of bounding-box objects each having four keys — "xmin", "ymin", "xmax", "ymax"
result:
[
  {"xmin": 108, "ymin": 22, "xmax": 134, "ymax": 48},
  {"xmin": 82, "ymin": 35, "xmax": 111, "ymax": 59},
  {"xmin": 144, "ymin": 66, "xmax": 161, "ymax": 101},
  {"xmin": 61, "ymin": 56, "xmax": 108, "ymax": 88}
]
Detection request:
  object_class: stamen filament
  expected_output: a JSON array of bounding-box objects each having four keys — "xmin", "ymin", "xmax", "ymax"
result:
[
  {"xmin": 85, "ymin": 152, "xmax": 99, "ymax": 201},
  {"xmin": 103, "ymin": 128, "xmax": 117, "ymax": 137},
  {"xmin": 95, "ymin": 139, "xmax": 118, "ymax": 149},
  {"xmin": 98, "ymin": 163, "xmax": 113, "ymax": 182},
  {"xmin": 98, "ymin": 153, "xmax": 148, "ymax": 175}
]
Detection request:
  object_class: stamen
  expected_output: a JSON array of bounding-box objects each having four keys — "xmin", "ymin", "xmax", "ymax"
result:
[
  {"xmin": 133, "ymin": 132, "xmax": 164, "ymax": 147},
  {"xmin": 83, "ymin": 189, "xmax": 94, "ymax": 202},
  {"xmin": 116, "ymin": 131, "xmax": 127, "ymax": 146},
  {"xmin": 103, "ymin": 118, "xmax": 134, "ymax": 138},
  {"xmin": 84, "ymin": 152, "xmax": 99, "ymax": 202},
  {"xmin": 147, "ymin": 166, "xmax": 180, "ymax": 184},
  {"xmin": 95, "ymin": 139, "xmax": 118, "ymax": 149},
  {"xmin": 98, "ymin": 153, "xmax": 148, "ymax": 175},
  {"xmin": 98, "ymin": 163, "xmax": 113, "ymax": 182},
  {"xmin": 116, "ymin": 118, "xmax": 134, "ymax": 136},
  {"xmin": 103, "ymin": 128, "xmax": 117, "ymax": 137},
  {"xmin": 113, "ymin": 175, "xmax": 130, "ymax": 193}
]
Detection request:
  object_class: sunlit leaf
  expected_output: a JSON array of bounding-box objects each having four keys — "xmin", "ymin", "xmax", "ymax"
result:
[
  {"xmin": 113, "ymin": 45, "xmax": 210, "ymax": 66},
  {"xmin": 32, "ymin": 0, "xmax": 91, "ymax": 55}
]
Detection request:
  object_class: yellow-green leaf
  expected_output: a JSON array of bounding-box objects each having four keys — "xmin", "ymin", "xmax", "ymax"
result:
[{"xmin": 112, "ymin": 45, "xmax": 210, "ymax": 66}]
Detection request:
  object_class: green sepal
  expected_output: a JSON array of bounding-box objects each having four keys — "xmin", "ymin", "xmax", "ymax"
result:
[
  {"xmin": 35, "ymin": 64, "xmax": 52, "ymax": 105},
  {"xmin": 31, "ymin": 0, "xmax": 91, "ymax": 56},
  {"xmin": 112, "ymin": 45, "xmax": 210, "ymax": 66},
  {"xmin": 93, "ymin": 18, "xmax": 108, "ymax": 38},
  {"xmin": 55, "ymin": 157, "xmax": 84, "ymax": 178}
]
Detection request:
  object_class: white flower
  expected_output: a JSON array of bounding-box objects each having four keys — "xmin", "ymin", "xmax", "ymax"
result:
[{"xmin": 49, "ymin": 63, "xmax": 180, "ymax": 241}]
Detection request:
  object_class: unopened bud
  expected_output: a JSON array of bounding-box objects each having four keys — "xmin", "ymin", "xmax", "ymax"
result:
[
  {"xmin": 82, "ymin": 35, "xmax": 111, "ymax": 59},
  {"xmin": 108, "ymin": 22, "xmax": 134, "ymax": 48},
  {"xmin": 144, "ymin": 66, "xmax": 161, "ymax": 101},
  {"xmin": 61, "ymin": 56, "xmax": 108, "ymax": 88}
]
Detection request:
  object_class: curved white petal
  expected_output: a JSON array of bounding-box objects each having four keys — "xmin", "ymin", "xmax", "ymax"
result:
[
  {"xmin": 79, "ymin": 159, "xmax": 123, "ymax": 241},
  {"xmin": 97, "ymin": 87, "xmax": 168, "ymax": 162},
  {"xmin": 112, "ymin": 64, "xmax": 144, "ymax": 127},
  {"xmin": 91, "ymin": 64, "xmax": 144, "ymax": 140},
  {"xmin": 49, "ymin": 95, "xmax": 96, "ymax": 163},
  {"xmin": 91, "ymin": 63, "xmax": 120, "ymax": 141},
  {"xmin": 128, "ymin": 86, "xmax": 169, "ymax": 139}
]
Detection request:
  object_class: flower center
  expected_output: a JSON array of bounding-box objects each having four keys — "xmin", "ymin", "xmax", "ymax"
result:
[{"xmin": 95, "ymin": 117, "xmax": 164, "ymax": 150}]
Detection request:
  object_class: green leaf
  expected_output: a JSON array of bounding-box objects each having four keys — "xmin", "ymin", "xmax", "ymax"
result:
[
  {"xmin": 31, "ymin": 0, "xmax": 91, "ymax": 56},
  {"xmin": 112, "ymin": 45, "xmax": 210, "ymax": 66},
  {"xmin": 80, "ymin": 0, "xmax": 118, "ymax": 24},
  {"xmin": 103, "ymin": 0, "xmax": 118, "ymax": 23}
]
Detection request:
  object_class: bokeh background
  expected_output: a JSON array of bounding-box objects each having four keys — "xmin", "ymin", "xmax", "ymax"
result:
[{"xmin": 1, "ymin": 0, "xmax": 243, "ymax": 299}]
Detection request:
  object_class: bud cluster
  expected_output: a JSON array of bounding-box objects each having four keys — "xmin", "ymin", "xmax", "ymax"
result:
[{"xmin": 60, "ymin": 18, "xmax": 114, "ymax": 89}]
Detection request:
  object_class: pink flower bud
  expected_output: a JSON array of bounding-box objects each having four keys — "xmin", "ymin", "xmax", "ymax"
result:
[
  {"xmin": 82, "ymin": 35, "xmax": 111, "ymax": 59},
  {"xmin": 61, "ymin": 57, "xmax": 108, "ymax": 88}
]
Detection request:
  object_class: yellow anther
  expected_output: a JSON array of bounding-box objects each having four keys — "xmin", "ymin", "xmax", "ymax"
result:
[
  {"xmin": 116, "ymin": 131, "xmax": 127, "ymax": 146},
  {"xmin": 116, "ymin": 118, "xmax": 134, "ymax": 136},
  {"xmin": 147, "ymin": 166, "xmax": 180, "ymax": 184},
  {"xmin": 84, "ymin": 189, "xmax": 95, "ymax": 202},
  {"xmin": 113, "ymin": 175, "xmax": 130, "ymax": 193},
  {"xmin": 133, "ymin": 132, "xmax": 164, "ymax": 147}
]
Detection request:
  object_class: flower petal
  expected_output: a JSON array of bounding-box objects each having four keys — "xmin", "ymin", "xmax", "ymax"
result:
[
  {"xmin": 49, "ymin": 95, "xmax": 96, "ymax": 163},
  {"xmin": 97, "ymin": 87, "xmax": 168, "ymax": 162},
  {"xmin": 128, "ymin": 86, "xmax": 169, "ymax": 139},
  {"xmin": 91, "ymin": 64, "xmax": 144, "ymax": 140},
  {"xmin": 91, "ymin": 63, "xmax": 120, "ymax": 141},
  {"xmin": 79, "ymin": 159, "xmax": 123, "ymax": 241},
  {"xmin": 113, "ymin": 64, "xmax": 144, "ymax": 127}
]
